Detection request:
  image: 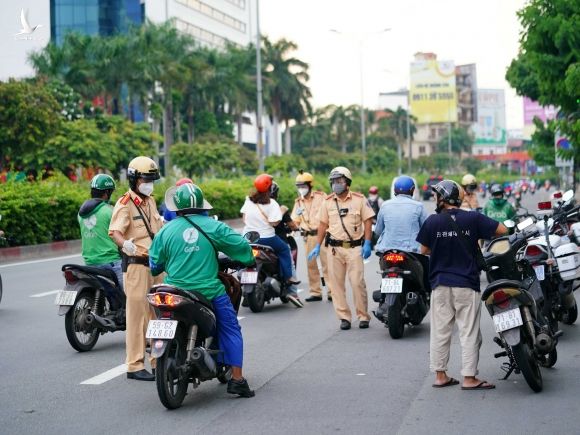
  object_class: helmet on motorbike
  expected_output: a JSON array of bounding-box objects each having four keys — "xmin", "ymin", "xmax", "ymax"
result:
[
  {"xmin": 270, "ymin": 182, "xmax": 280, "ymax": 199},
  {"xmin": 461, "ymin": 173, "xmax": 477, "ymax": 193},
  {"xmin": 490, "ymin": 184, "xmax": 504, "ymax": 196},
  {"xmin": 394, "ymin": 175, "xmax": 415, "ymax": 196},
  {"xmin": 295, "ymin": 170, "xmax": 314, "ymax": 186},
  {"xmin": 328, "ymin": 166, "xmax": 352, "ymax": 186},
  {"xmin": 165, "ymin": 183, "xmax": 213, "ymax": 212},
  {"xmin": 254, "ymin": 174, "xmax": 273, "ymax": 193},
  {"xmin": 127, "ymin": 156, "xmax": 160, "ymax": 190},
  {"xmin": 90, "ymin": 174, "xmax": 115, "ymax": 191},
  {"xmin": 432, "ymin": 180, "xmax": 463, "ymax": 206},
  {"xmin": 176, "ymin": 177, "xmax": 193, "ymax": 186},
  {"xmin": 368, "ymin": 186, "xmax": 379, "ymax": 194}
]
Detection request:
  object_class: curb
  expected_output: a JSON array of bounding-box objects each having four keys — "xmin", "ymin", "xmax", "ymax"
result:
[{"xmin": 0, "ymin": 218, "xmax": 245, "ymax": 265}]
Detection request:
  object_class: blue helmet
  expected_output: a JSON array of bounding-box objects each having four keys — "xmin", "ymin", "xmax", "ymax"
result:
[{"xmin": 394, "ymin": 175, "xmax": 415, "ymax": 195}]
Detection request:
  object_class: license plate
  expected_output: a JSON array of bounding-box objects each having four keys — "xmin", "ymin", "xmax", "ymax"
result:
[
  {"xmin": 240, "ymin": 270, "xmax": 258, "ymax": 284},
  {"xmin": 54, "ymin": 290, "xmax": 77, "ymax": 306},
  {"xmin": 146, "ymin": 320, "xmax": 178, "ymax": 339},
  {"xmin": 381, "ymin": 278, "xmax": 403, "ymax": 293},
  {"xmin": 533, "ymin": 264, "xmax": 545, "ymax": 281},
  {"xmin": 493, "ymin": 308, "xmax": 523, "ymax": 333}
]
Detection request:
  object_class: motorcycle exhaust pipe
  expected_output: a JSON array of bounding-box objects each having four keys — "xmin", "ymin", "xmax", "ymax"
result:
[
  {"xmin": 562, "ymin": 292, "xmax": 576, "ymax": 309},
  {"xmin": 535, "ymin": 332, "xmax": 554, "ymax": 354},
  {"xmin": 264, "ymin": 277, "xmax": 281, "ymax": 295},
  {"xmin": 190, "ymin": 347, "xmax": 217, "ymax": 379}
]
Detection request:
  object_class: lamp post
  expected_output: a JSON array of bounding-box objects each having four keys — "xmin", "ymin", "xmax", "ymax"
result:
[
  {"xmin": 330, "ymin": 28, "xmax": 390, "ymax": 174},
  {"xmin": 255, "ymin": 0, "xmax": 265, "ymax": 172}
]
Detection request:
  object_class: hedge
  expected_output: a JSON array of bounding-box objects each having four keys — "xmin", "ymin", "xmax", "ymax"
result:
[{"xmin": 0, "ymin": 170, "xmax": 551, "ymax": 247}]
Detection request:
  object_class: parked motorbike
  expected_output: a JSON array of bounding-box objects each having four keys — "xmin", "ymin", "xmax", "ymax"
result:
[
  {"xmin": 146, "ymin": 251, "xmax": 247, "ymax": 409},
  {"xmin": 482, "ymin": 219, "xmax": 561, "ymax": 392},
  {"xmin": 56, "ymin": 264, "xmax": 126, "ymax": 351},
  {"xmin": 239, "ymin": 224, "xmax": 299, "ymax": 312},
  {"xmin": 372, "ymin": 250, "xmax": 430, "ymax": 339}
]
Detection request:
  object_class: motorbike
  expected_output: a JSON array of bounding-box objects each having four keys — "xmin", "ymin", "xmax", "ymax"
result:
[
  {"xmin": 482, "ymin": 218, "xmax": 562, "ymax": 392},
  {"xmin": 524, "ymin": 193, "xmax": 580, "ymax": 328},
  {"xmin": 372, "ymin": 250, "xmax": 430, "ymax": 339},
  {"xmin": 145, "ymin": 250, "xmax": 248, "ymax": 409},
  {"xmin": 55, "ymin": 264, "xmax": 126, "ymax": 351}
]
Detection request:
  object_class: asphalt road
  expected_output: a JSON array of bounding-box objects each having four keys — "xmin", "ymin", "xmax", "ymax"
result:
[{"xmin": 2, "ymin": 189, "xmax": 579, "ymax": 435}]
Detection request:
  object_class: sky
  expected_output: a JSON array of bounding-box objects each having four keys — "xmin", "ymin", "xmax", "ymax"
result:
[{"xmin": 260, "ymin": 0, "xmax": 527, "ymax": 130}]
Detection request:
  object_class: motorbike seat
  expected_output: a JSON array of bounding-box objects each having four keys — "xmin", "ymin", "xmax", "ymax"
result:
[
  {"xmin": 481, "ymin": 279, "xmax": 522, "ymax": 301},
  {"xmin": 62, "ymin": 264, "xmax": 119, "ymax": 287}
]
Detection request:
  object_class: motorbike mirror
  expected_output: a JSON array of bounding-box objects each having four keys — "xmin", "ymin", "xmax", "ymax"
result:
[
  {"xmin": 504, "ymin": 219, "xmax": 515, "ymax": 229},
  {"xmin": 516, "ymin": 217, "xmax": 535, "ymax": 231},
  {"xmin": 562, "ymin": 190, "xmax": 574, "ymax": 203},
  {"xmin": 244, "ymin": 231, "xmax": 260, "ymax": 243}
]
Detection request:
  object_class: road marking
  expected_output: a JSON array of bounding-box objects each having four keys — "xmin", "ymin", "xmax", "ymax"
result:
[
  {"xmin": 30, "ymin": 290, "xmax": 61, "ymax": 298},
  {"xmin": 237, "ymin": 316, "xmax": 245, "ymax": 320},
  {"xmin": 356, "ymin": 373, "xmax": 366, "ymax": 376},
  {"xmin": 0, "ymin": 253, "xmax": 81, "ymax": 269},
  {"xmin": 297, "ymin": 288, "xmax": 304, "ymax": 293},
  {"xmin": 81, "ymin": 364, "xmax": 127, "ymax": 385}
]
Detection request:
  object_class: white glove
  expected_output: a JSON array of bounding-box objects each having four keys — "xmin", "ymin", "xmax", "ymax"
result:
[{"xmin": 122, "ymin": 238, "xmax": 137, "ymax": 256}]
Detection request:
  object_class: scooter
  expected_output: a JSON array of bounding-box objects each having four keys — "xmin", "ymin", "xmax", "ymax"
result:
[
  {"xmin": 55, "ymin": 264, "xmax": 126, "ymax": 351},
  {"xmin": 372, "ymin": 250, "xmax": 430, "ymax": 339}
]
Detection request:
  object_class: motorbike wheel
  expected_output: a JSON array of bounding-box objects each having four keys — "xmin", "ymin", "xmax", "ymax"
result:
[
  {"xmin": 388, "ymin": 297, "xmax": 405, "ymax": 339},
  {"xmin": 540, "ymin": 347, "xmax": 558, "ymax": 368},
  {"xmin": 247, "ymin": 282, "xmax": 266, "ymax": 313},
  {"xmin": 217, "ymin": 365, "xmax": 232, "ymax": 384},
  {"xmin": 64, "ymin": 291, "xmax": 100, "ymax": 352},
  {"xmin": 156, "ymin": 328, "xmax": 188, "ymax": 410},
  {"xmin": 562, "ymin": 302, "xmax": 578, "ymax": 325},
  {"xmin": 511, "ymin": 337, "xmax": 543, "ymax": 393}
]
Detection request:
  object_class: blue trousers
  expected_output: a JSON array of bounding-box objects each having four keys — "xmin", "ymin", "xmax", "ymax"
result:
[
  {"xmin": 258, "ymin": 235, "xmax": 293, "ymax": 279},
  {"xmin": 93, "ymin": 260, "xmax": 124, "ymax": 310},
  {"xmin": 213, "ymin": 294, "xmax": 243, "ymax": 368}
]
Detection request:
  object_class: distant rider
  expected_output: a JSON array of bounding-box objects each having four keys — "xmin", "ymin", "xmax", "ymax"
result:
[
  {"xmin": 483, "ymin": 184, "xmax": 516, "ymax": 223},
  {"xmin": 149, "ymin": 183, "xmax": 255, "ymax": 398},
  {"xmin": 460, "ymin": 174, "xmax": 479, "ymax": 210},
  {"xmin": 367, "ymin": 186, "xmax": 384, "ymax": 217}
]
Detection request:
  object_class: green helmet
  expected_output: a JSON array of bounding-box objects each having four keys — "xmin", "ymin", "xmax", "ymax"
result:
[
  {"xmin": 165, "ymin": 184, "xmax": 213, "ymax": 212},
  {"xmin": 90, "ymin": 174, "xmax": 115, "ymax": 191}
]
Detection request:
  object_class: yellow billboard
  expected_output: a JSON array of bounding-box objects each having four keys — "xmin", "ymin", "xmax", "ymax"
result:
[{"xmin": 410, "ymin": 60, "xmax": 457, "ymax": 124}]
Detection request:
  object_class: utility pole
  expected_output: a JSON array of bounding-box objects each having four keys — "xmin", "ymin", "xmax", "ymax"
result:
[
  {"xmin": 358, "ymin": 39, "xmax": 367, "ymax": 174},
  {"xmin": 406, "ymin": 93, "xmax": 412, "ymax": 173},
  {"xmin": 255, "ymin": 0, "xmax": 264, "ymax": 172}
]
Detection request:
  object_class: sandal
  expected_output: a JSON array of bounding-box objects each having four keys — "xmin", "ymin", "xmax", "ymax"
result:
[
  {"xmin": 432, "ymin": 377, "xmax": 459, "ymax": 388},
  {"xmin": 461, "ymin": 381, "xmax": 495, "ymax": 390}
]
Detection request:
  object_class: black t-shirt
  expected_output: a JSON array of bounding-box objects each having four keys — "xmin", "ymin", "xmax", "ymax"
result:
[{"xmin": 416, "ymin": 209, "xmax": 498, "ymax": 291}]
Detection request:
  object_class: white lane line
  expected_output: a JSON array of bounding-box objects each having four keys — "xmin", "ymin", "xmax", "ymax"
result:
[
  {"xmin": 81, "ymin": 364, "xmax": 127, "ymax": 385},
  {"xmin": 30, "ymin": 290, "xmax": 61, "ymax": 298},
  {"xmin": 363, "ymin": 259, "xmax": 371, "ymax": 264},
  {"xmin": 237, "ymin": 316, "xmax": 245, "ymax": 320},
  {"xmin": 0, "ymin": 253, "xmax": 81, "ymax": 269},
  {"xmin": 297, "ymin": 288, "xmax": 304, "ymax": 293}
]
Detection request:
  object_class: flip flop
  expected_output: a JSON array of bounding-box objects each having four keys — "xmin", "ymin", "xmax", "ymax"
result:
[
  {"xmin": 432, "ymin": 377, "xmax": 459, "ymax": 388},
  {"xmin": 461, "ymin": 381, "xmax": 495, "ymax": 390}
]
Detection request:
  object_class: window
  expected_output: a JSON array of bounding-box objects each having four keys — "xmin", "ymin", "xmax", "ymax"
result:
[
  {"xmin": 176, "ymin": 0, "xmax": 247, "ymax": 32},
  {"xmin": 419, "ymin": 146, "xmax": 426, "ymax": 155}
]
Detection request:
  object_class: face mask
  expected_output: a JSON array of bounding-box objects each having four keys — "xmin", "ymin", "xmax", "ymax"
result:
[
  {"xmin": 492, "ymin": 198, "xmax": 505, "ymax": 206},
  {"xmin": 368, "ymin": 194, "xmax": 378, "ymax": 201},
  {"xmin": 138, "ymin": 182, "xmax": 154, "ymax": 197},
  {"xmin": 298, "ymin": 187, "xmax": 309, "ymax": 197},
  {"xmin": 332, "ymin": 182, "xmax": 346, "ymax": 195}
]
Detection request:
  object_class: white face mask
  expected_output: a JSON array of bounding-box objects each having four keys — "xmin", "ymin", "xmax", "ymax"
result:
[
  {"xmin": 298, "ymin": 187, "xmax": 309, "ymax": 197},
  {"xmin": 138, "ymin": 182, "xmax": 154, "ymax": 197},
  {"xmin": 368, "ymin": 194, "xmax": 378, "ymax": 201}
]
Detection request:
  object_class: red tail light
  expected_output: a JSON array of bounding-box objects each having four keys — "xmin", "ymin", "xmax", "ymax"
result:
[
  {"xmin": 493, "ymin": 290, "xmax": 511, "ymax": 309},
  {"xmin": 147, "ymin": 292, "xmax": 184, "ymax": 307},
  {"xmin": 63, "ymin": 270, "xmax": 78, "ymax": 284},
  {"xmin": 525, "ymin": 245, "xmax": 543, "ymax": 257},
  {"xmin": 538, "ymin": 201, "xmax": 552, "ymax": 210},
  {"xmin": 384, "ymin": 253, "xmax": 405, "ymax": 263},
  {"xmin": 387, "ymin": 272, "xmax": 399, "ymax": 278},
  {"xmin": 553, "ymin": 191, "xmax": 562, "ymax": 199}
]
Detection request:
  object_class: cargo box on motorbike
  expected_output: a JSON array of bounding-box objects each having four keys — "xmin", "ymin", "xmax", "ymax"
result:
[
  {"xmin": 554, "ymin": 243, "xmax": 580, "ymax": 281},
  {"xmin": 571, "ymin": 222, "xmax": 580, "ymax": 242}
]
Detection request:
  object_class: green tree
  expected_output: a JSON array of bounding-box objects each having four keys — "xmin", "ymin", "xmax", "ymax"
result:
[
  {"xmin": 528, "ymin": 117, "xmax": 556, "ymax": 167},
  {"xmin": 0, "ymin": 80, "xmax": 62, "ymax": 164},
  {"xmin": 436, "ymin": 127, "xmax": 474, "ymax": 155}
]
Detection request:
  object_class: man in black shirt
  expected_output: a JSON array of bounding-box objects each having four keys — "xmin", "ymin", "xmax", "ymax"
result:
[{"xmin": 417, "ymin": 180, "xmax": 507, "ymax": 390}]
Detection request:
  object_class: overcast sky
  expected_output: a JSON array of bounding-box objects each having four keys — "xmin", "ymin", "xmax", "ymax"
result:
[{"xmin": 260, "ymin": 0, "xmax": 527, "ymax": 129}]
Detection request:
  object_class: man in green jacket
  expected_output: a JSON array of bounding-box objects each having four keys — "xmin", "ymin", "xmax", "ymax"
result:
[
  {"xmin": 78, "ymin": 174, "xmax": 123, "ymax": 307},
  {"xmin": 483, "ymin": 184, "xmax": 516, "ymax": 223},
  {"xmin": 149, "ymin": 183, "xmax": 256, "ymax": 398}
]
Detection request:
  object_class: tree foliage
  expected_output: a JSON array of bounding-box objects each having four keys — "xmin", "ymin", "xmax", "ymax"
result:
[
  {"xmin": 528, "ymin": 117, "xmax": 556, "ymax": 166},
  {"xmin": 436, "ymin": 127, "xmax": 474, "ymax": 155}
]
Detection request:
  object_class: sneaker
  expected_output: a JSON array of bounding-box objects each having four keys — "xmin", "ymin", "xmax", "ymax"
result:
[
  {"xmin": 286, "ymin": 293, "xmax": 304, "ymax": 308},
  {"xmin": 227, "ymin": 378, "xmax": 255, "ymax": 398},
  {"xmin": 340, "ymin": 320, "xmax": 351, "ymax": 330}
]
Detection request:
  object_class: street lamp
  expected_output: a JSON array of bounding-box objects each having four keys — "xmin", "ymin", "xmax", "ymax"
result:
[{"xmin": 330, "ymin": 28, "xmax": 391, "ymax": 174}]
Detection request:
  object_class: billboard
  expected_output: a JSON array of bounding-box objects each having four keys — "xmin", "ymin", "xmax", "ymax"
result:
[
  {"xmin": 523, "ymin": 97, "xmax": 557, "ymax": 125},
  {"xmin": 473, "ymin": 89, "xmax": 507, "ymax": 146},
  {"xmin": 409, "ymin": 60, "xmax": 457, "ymax": 124}
]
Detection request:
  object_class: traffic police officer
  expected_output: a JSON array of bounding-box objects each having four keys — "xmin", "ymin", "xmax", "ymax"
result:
[
  {"xmin": 308, "ymin": 167, "xmax": 375, "ymax": 330},
  {"xmin": 109, "ymin": 156, "xmax": 163, "ymax": 381},
  {"xmin": 291, "ymin": 171, "xmax": 333, "ymax": 302}
]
